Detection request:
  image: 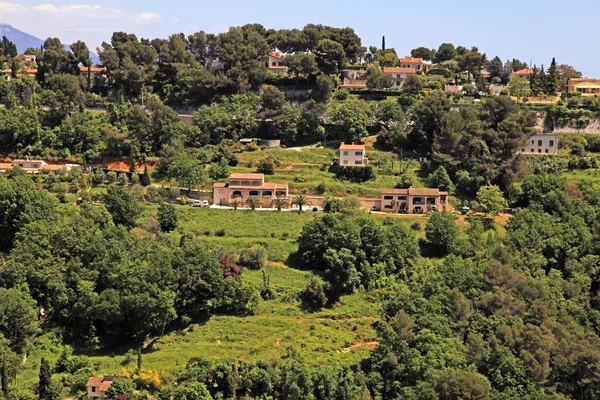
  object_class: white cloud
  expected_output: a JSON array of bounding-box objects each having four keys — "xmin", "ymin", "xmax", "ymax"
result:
[
  {"xmin": 0, "ymin": 2, "xmax": 163, "ymax": 48},
  {"xmin": 135, "ymin": 12, "xmax": 162, "ymax": 24}
]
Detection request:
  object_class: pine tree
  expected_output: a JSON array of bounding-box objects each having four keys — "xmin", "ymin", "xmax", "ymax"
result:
[
  {"xmin": 381, "ymin": 36, "xmax": 386, "ymax": 51},
  {"xmin": 141, "ymin": 165, "xmax": 151, "ymax": 187},
  {"xmin": 530, "ymin": 65, "xmax": 542, "ymax": 96},
  {"xmin": 546, "ymin": 57, "xmax": 560, "ymax": 95},
  {"xmin": 38, "ymin": 358, "xmax": 52, "ymax": 400}
]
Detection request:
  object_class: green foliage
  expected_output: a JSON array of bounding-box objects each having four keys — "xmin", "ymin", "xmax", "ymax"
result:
[
  {"xmin": 157, "ymin": 203, "xmax": 178, "ymax": 233},
  {"xmin": 335, "ymin": 165, "xmax": 376, "ymax": 183},
  {"xmin": 105, "ymin": 379, "xmax": 135, "ymax": 399},
  {"xmin": 141, "ymin": 166, "xmax": 152, "ymax": 186},
  {"xmin": 425, "ymin": 212, "xmax": 459, "ymax": 254},
  {"xmin": 427, "ymin": 166, "xmax": 454, "ymax": 193},
  {"xmin": 103, "ymin": 184, "xmax": 143, "ymax": 228},
  {"xmin": 301, "ymin": 277, "xmax": 328, "ymax": 310},
  {"xmin": 476, "ymin": 185, "xmax": 507, "ymax": 216},
  {"xmin": 238, "ymin": 246, "xmax": 268, "ymax": 270}
]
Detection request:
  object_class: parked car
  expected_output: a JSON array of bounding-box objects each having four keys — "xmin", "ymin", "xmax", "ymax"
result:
[
  {"xmin": 192, "ymin": 200, "xmax": 201, "ymax": 207},
  {"xmin": 202, "ymin": 200, "xmax": 210, "ymax": 207}
]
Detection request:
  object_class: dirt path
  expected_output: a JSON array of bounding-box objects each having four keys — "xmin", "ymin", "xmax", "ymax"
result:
[{"xmin": 341, "ymin": 341, "xmax": 379, "ymax": 352}]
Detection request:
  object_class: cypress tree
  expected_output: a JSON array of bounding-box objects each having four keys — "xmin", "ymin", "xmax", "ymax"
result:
[
  {"xmin": 382, "ymin": 36, "xmax": 385, "ymax": 51},
  {"xmin": 141, "ymin": 165, "xmax": 151, "ymax": 187},
  {"xmin": 547, "ymin": 57, "xmax": 560, "ymax": 95},
  {"xmin": 137, "ymin": 348, "xmax": 142, "ymax": 370},
  {"xmin": 38, "ymin": 358, "xmax": 52, "ymax": 400}
]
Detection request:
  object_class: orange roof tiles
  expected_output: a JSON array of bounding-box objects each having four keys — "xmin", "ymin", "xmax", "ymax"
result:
[
  {"xmin": 383, "ymin": 67, "xmax": 416, "ymax": 74},
  {"xmin": 270, "ymin": 51, "xmax": 283, "ymax": 59},
  {"xmin": 213, "ymin": 182, "xmax": 227, "ymax": 188},
  {"xmin": 86, "ymin": 377, "xmax": 103, "ymax": 388},
  {"xmin": 381, "ymin": 188, "xmax": 448, "ymax": 196},
  {"xmin": 99, "ymin": 381, "xmax": 113, "ymax": 392},
  {"xmin": 399, "ymin": 57, "xmax": 423, "ymax": 63},
  {"xmin": 79, "ymin": 65, "xmax": 106, "ymax": 73},
  {"xmin": 340, "ymin": 143, "xmax": 366, "ymax": 150},
  {"xmin": 512, "ymin": 68, "xmax": 533, "ymax": 75},
  {"xmin": 229, "ymin": 173, "xmax": 264, "ymax": 180}
]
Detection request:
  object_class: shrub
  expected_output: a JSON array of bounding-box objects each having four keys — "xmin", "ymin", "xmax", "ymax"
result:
[
  {"xmin": 383, "ymin": 217, "xmax": 394, "ymax": 226},
  {"xmin": 157, "ymin": 203, "xmax": 178, "ymax": 232},
  {"xmin": 301, "ymin": 277, "xmax": 328, "ymax": 310},
  {"xmin": 118, "ymin": 173, "xmax": 128, "ymax": 185},
  {"xmin": 93, "ymin": 169, "xmax": 106, "ymax": 184},
  {"xmin": 168, "ymin": 187, "xmax": 180, "ymax": 199},
  {"xmin": 106, "ymin": 171, "xmax": 117, "ymax": 183},
  {"xmin": 257, "ymin": 157, "xmax": 277, "ymax": 175},
  {"xmin": 316, "ymin": 183, "xmax": 327, "ymax": 194},
  {"xmin": 410, "ymin": 222, "xmax": 422, "ymax": 231},
  {"xmin": 219, "ymin": 256, "xmax": 243, "ymax": 280},
  {"xmin": 239, "ymin": 246, "xmax": 268, "ymax": 270},
  {"xmin": 335, "ymin": 165, "xmax": 376, "ymax": 182},
  {"xmin": 334, "ymin": 89, "xmax": 349, "ymax": 100},
  {"xmin": 130, "ymin": 173, "xmax": 140, "ymax": 185},
  {"xmin": 294, "ymin": 175, "xmax": 307, "ymax": 182}
]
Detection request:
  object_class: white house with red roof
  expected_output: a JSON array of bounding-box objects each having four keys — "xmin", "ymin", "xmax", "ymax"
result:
[
  {"xmin": 398, "ymin": 57, "xmax": 424, "ymax": 72},
  {"xmin": 268, "ymin": 51, "xmax": 287, "ymax": 76},
  {"xmin": 510, "ymin": 68, "xmax": 534, "ymax": 81},
  {"xmin": 339, "ymin": 143, "xmax": 368, "ymax": 166},
  {"xmin": 213, "ymin": 173, "xmax": 289, "ymax": 207},
  {"xmin": 383, "ymin": 67, "xmax": 416, "ymax": 89}
]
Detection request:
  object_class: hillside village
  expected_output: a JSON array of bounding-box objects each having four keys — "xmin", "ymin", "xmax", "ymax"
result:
[{"xmin": 2, "ymin": 21, "xmax": 600, "ymax": 400}]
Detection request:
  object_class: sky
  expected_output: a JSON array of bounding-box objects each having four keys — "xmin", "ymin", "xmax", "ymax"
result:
[{"xmin": 1, "ymin": 0, "xmax": 599, "ymax": 77}]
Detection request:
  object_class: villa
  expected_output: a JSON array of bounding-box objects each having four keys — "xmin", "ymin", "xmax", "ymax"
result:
[
  {"xmin": 518, "ymin": 134, "xmax": 559, "ymax": 155},
  {"xmin": 510, "ymin": 68, "xmax": 534, "ymax": 81},
  {"xmin": 0, "ymin": 159, "xmax": 79, "ymax": 174},
  {"xmin": 268, "ymin": 51, "xmax": 287, "ymax": 75},
  {"xmin": 86, "ymin": 375, "xmax": 128, "ymax": 400},
  {"xmin": 339, "ymin": 143, "xmax": 368, "ymax": 166},
  {"xmin": 398, "ymin": 57, "xmax": 424, "ymax": 72},
  {"xmin": 567, "ymin": 78, "xmax": 600, "ymax": 96},
  {"xmin": 213, "ymin": 173, "xmax": 289, "ymax": 207},
  {"xmin": 380, "ymin": 188, "xmax": 450, "ymax": 213},
  {"xmin": 383, "ymin": 67, "xmax": 416, "ymax": 89}
]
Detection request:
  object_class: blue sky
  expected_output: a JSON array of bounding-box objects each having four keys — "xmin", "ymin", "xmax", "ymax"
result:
[{"xmin": 1, "ymin": 0, "xmax": 598, "ymax": 77}]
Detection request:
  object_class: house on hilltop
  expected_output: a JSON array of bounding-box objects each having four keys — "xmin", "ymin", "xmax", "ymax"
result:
[
  {"xmin": 398, "ymin": 57, "xmax": 424, "ymax": 72},
  {"xmin": 567, "ymin": 78, "xmax": 600, "ymax": 96},
  {"xmin": 381, "ymin": 188, "xmax": 451, "ymax": 213},
  {"xmin": 383, "ymin": 67, "xmax": 415, "ymax": 89},
  {"xmin": 268, "ymin": 51, "xmax": 287, "ymax": 76},
  {"xmin": 339, "ymin": 143, "xmax": 368, "ymax": 166},
  {"xmin": 86, "ymin": 375, "xmax": 128, "ymax": 400},
  {"xmin": 213, "ymin": 173, "xmax": 289, "ymax": 207},
  {"xmin": 510, "ymin": 68, "xmax": 534, "ymax": 81},
  {"xmin": 517, "ymin": 134, "xmax": 559, "ymax": 155},
  {"xmin": 0, "ymin": 159, "xmax": 79, "ymax": 174}
]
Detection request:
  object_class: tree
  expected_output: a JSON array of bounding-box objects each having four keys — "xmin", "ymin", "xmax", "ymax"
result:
[
  {"xmin": 312, "ymin": 74, "xmax": 335, "ymax": 103},
  {"xmin": 0, "ymin": 36, "xmax": 17, "ymax": 59},
  {"xmin": 245, "ymin": 197, "xmax": 261, "ymax": 211},
  {"xmin": 270, "ymin": 198, "xmax": 288, "ymax": 211},
  {"xmin": 39, "ymin": 358, "xmax": 57, "ymax": 400},
  {"xmin": 331, "ymin": 101, "xmax": 374, "ymax": 143},
  {"xmin": 283, "ymin": 52, "xmax": 318, "ymax": 84},
  {"xmin": 157, "ymin": 203, "xmax": 178, "ymax": 232},
  {"xmin": 105, "ymin": 379, "xmax": 135, "ymax": 399},
  {"xmin": 315, "ymin": 39, "xmax": 345, "ymax": 75},
  {"xmin": 476, "ymin": 185, "xmax": 507, "ymax": 216},
  {"xmin": 103, "ymin": 184, "xmax": 143, "ymax": 229},
  {"xmin": 434, "ymin": 43, "xmax": 456, "ymax": 64},
  {"xmin": 436, "ymin": 370, "xmax": 491, "ymax": 400},
  {"xmin": 425, "ymin": 212, "xmax": 459, "ymax": 254},
  {"xmin": 0, "ymin": 288, "xmax": 39, "ymax": 353},
  {"xmin": 411, "ymin": 47, "xmax": 436, "ymax": 61},
  {"xmin": 137, "ymin": 348, "xmax": 142, "ymax": 370},
  {"xmin": 230, "ymin": 200, "xmax": 241, "ymax": 211},
  {"xmin": 167, "ymin": 153, "xmax": 207, "ymax": 192},
  {"xmin": 366, "ymin": 64, "xmax": 394, "ymax": 90},
  {"xmin": 427, "ymin": 166, "xmax": 454, "ymax": 193},
  {"xmin": 292, "ymin": 194, "xmax": 310, "ymax": 212},
  {"xmin": 210, "ymin": 158, "xmax": 230, "ymax": 180},
  {"xmin": 141, "ymin": 165, "xmax": 152, "ymax": 186},
  {"xmin": 301, "ymin": 277, "xmax": 328, "ymax": 310},
  {"xmin": 546, "ymin": 57, "xmax": 560, "ymax": 95},
  {"xmin": 509, "ymin": 76, "xmax": 531, "ymax": 102},
  {"xmin": 403, "ymin": 74, "xmax": 423, "ymax": 96},
  {"xmin": 487, "ymin": 56, "xmax": 504, "ymax": 81},
  {"xmin": 239, "ymin": 246, "xmax": 267, "ymax": 270},
  {"xmin": 257, "ymin": 157, "xmax": 277, "ymax": 175},
  {"xmin": 260, "ymin": 84, "xmax": 285, "ymax": 116},
  {"xmin": 456, "ymin": 46, "xmax": 486, "ymax": 83}
]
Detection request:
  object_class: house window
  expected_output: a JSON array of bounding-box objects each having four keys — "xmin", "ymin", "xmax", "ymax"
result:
[
  {"xmin": 412, "ymin": 197, "xmax": 423, "ymax": 205},
  {"xmin": 538, "ymin": 140, "xmax": 542, "ymax": 146},
  {"xmin": 549, "ymin": 140, "xmax": 554, "ymax": 146},
  {"xmin": 355, "ymin": 152, "xmax": 363, "ymax": 156},
  {"xmin": 521, "ymin": 148, "xmax": 525, "ymax": 152},
  {"xmin": 343, "ymin": 151, "xmax": 348, "ymax": 156},
  {"xmin": 92, "ymin": 387, "xmax": 96, "ymax": 393},
  {"xmin": 530, "ymin": 149, "xmax": 534, "ymax": 152},
  {"xmin": 249, "ymin": 191, "xmax": 259, "ymax": 197},
  {"xmin": 384, "ymin": 195, "xmax": 394, "ymax": 200},
  {"xmin": 384, "ymin": 205, "xmax": 392, "ymax": 209},
  {"xmin": 272, "ymin": 62, "xmax": 276, "ymax": 66},
  {"xmin": 230, "ymin": 181, "xmax": 240, "ymax": 186},
  {"xmin": 252, "ymin": 181, "xmax": 260, "ymax": 186},
  {"xmin": 538, "ymin": 149, "xmax": 542, "ymax": 153},
  {"xmin": 241, "ymin": 181, "xmax": 249, "ymax": 186},
  {"xmin": 32, "ymin": 164, "xmax": 38, "ymax": 168},
  {"xmin": 343, "ymin": 160, "xmax": 348, "ymax": 165},
  {"xmin": 545, "ymin": 149, "xmax": 549, "ymax": 153},
  {"xmin": 262, "ymin": 191, "xmax": 272, "ymax": 197},
  {"xmin": 218, "ymin": 189, "xmax": 225, "ymax": 194},
  {"xmin": 531, "ymin": 140, "xmax": 534, "ymax": 145},
  {"xmin": 398, "ymin": 196, "xmax": 407, "ymax": 200},
  {"xmin": 18, "ymin": 163, "xmax": 24, "ymax": 167},
  {"xmin": 355, "ymin": 160, "xmax": 362, "ymax": 165}
]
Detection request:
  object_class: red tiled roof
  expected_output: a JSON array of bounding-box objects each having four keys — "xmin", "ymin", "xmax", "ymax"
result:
[
  {"xmin": 79, "ymin": 65, "xmax": 106, "ymax": 73},
  {"xmin": 99, "ymin": 381, "xmax": 113, "ymax": 392},
  {"xmin": 213, "ymin": 182, "xmax": 226, "ymax": 188},
  {"xmin": 229, "ymin": 182, "xmax": 288, "ymax": 190},
  {"xmin": 0, "ymin": 163, "xmax": 12, "ymax": 170},
  {"xmin": 229, "ymin": 173, "xmax": 264, "ymax": 180},
  {"xmin": 512, "ymin": 68, "xmax": 533, "ymax": 75},
  {"xmin": 86, "ymin": 377, "xmax": 103, "ymax": 388},
  {"xmin": 381, "ymin": 188, "xmax": 448, "ymax": 196},
  {"xmin": 270, "ymin": 51, "xmax": 283, "ymax": 59},
  {"xmin": 399, "ymin": 57, "xmax": 423, "ymax": 63},
  {"xmin": 340, "ymin": 143, "xmax": 366, "ymax": 150},
  {"xmin": 383, "ymin": 67, "xmax": 415, "ymax": 74}
]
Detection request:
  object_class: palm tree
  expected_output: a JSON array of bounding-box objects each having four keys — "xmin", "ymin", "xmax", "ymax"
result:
[
  {"xmin": 230, "ymin": 200, "xmax": 241, "ymax": 211},
  {"xmin": 270, "ymin": 198, "xmax": 289, "ymax": 212},
  {"xmin": 292, "ymin": 194, "xmax": 310, "ymax": 213},
  {"xmin": 245, "ymin": 197, "xmax": 261, "ymax": 211},
  {"xmin": 390, "ymin": 199, "xmax": 398, "ymax": 213}
]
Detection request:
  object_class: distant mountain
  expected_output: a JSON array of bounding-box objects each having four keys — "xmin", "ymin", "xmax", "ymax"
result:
[{"xmin": 0, "ymin": 24, "xmax": 100, "ymax": 65}]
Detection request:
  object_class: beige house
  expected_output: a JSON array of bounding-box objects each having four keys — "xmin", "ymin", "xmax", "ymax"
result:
[
  {"xmin": 381, "ymin": 188, "xmax": 451, "ymax": 213},
  {"xmin": 268, "ymin": 51, "xmax": 287, "ymax": 75},
  {"xmin": 383, "ymin": 67, "xmax": 416, "ymax": 89},
  {"xmin": 0, "ymin": 159, "xmax": 78, "ymax": 174},
  {"xmin": 86, "ymin": 376, "xmax": 127, "ymax": 400},
  {"xmin": 339, "ymin": 143, "xmax": 368, "ymax": 166},
  {"xmin": 568, "ymin": 78, "xmax": 600, "ymax": 96},
  {"xmin": 510, "ymin": 68, "xmax": 533, "ymax": 81},
  {"xmin": 213, "ymin": 173, "xmax": 289, "ymax": 208},
  {"xmin": 398, "ymin": 57, "xmax": 424, "ymax": 72},
  {"xmin": 518, "ymin": 134, "xmax": 559, "ymax": 155}
]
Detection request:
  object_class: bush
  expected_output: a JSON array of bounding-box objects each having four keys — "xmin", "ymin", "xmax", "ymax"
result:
[
  {"xmin": 334, "ymin": 89, "xmax": 350, "ymax": 100},
  {"xmin": 106, "ymin": 171, "xmax": 117, "ymax": 183},
  {"xmin": 157, "ymin": 203, "xmax": 178, "ymax": 232},
  {"xmin": 335, "ymin": 165, "xmax": 376, "ymax": 183},
  {"xmin": 93, "ymin": 169, "xmax": 106, "ymax": 184},
  {"xmin": 168, "ymin": 187, "xmax": 180, "ymax": 199},
  {"xmin": 257, "ymin": 157, "xmax": 278, "ymax": 175},
  {"xmin": 238, "ymin": 246, "xmax": 268, "ymax": 270},
  {"xmin": 118, "ymin": 173, "xmax": 128, "ymax": 185},
  {"xmin": 410, "ymin": 222, "xmax": 422, "ymax": 231},
  {"xmin": 316, "ymin": 183, "xmax": 327, "ymax": 194},
  {"xmin": 130, "ymin": 173, "xmax": 140, "ymax": 185},
  {"xmin": 383, "ymin": 217, "xmax": 394, "ymax": 226},
  {"xmin": 294, "ymin": 175, "xmax": 307, "ymax": 182},
  {"xmin": 301, "ymin": 277, "xmax": 328, "ymax": 310}
]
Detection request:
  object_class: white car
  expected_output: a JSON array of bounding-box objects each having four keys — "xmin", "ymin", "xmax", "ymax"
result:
[
  {"xmin": 192, "ymin": 200, "xmax": 201, "ymax": 207},
  {"xmin": 202, "ymin": 200, "xmax": 210, "ymax": 207}
]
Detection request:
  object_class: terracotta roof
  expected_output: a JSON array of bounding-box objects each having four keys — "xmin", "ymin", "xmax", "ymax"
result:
[
  {"xmin": 340, "ymin": 143, "xmax": 366, "ymax": 150},
  {"xmin": 86, "ymin": 377, "xmax": 103, "ymax": 388},
  {"xmin": 269, "ymin": 66, "xmax": 287, "ymax": 69},
  {"xmin": 13, "ymin": 159, "xmax": 44, "ymax": 163},
  {"xmin": 79, "ymin": 65, "xmax": 106, "ymax": 73},
  {"xmin": 25, "ymin": 69, "xmax": 37, "ymax": 74},
  {"xmin": 270, "ymin": 51, "xmax": 283, "ymax": 59},
  {"xmin": 0, "ymin": 163, "xmax": 12, "ymax": 170},
  {"xmin": 229, "ymin": 181, "xmax": 288, "ymax": 190},
  {"xmin": 99, "ymin": 381, "xmax": 113, "ymax": 392},
  {"xmin": 383, "ymin": 67, "xmax": 415, "ymax": 74},
  {"xmin": 399, "ymin": 57, "xmax": 423, "ymax": 63},
  {"xmin": 512, "ymin": 68, "xmax": 533, "ymax": 75},
  {"xmin": 381, "ymin": 188, "xmax": 448, "ymax": 196},
  {"xmin": 229, "ymin": 173, "xmax": 264, "ymax": 180}
]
